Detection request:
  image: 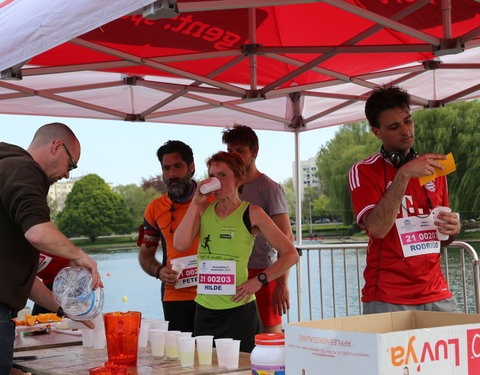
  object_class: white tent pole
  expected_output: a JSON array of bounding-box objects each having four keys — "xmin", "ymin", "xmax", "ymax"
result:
[
  {"xmin": 294, "ymin": 128, "xmax": 303, "ymax": 321},
  {"xmin": 294, "ymin": 130, "xmax": 302, "ymax": 245}
]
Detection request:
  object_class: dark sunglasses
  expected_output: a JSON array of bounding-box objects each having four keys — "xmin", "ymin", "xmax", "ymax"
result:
[{"xmin": 63, "ymin": 144, "xmax": 78, "ymax": 171}]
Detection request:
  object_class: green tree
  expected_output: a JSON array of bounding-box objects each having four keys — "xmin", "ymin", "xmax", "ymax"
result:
[
  {"xmin": 281, "ymin": 178, "xmax": 296, "ymax": 219},
  {"xmin": 116, "ymin": 184, "xmax": 160, "ymax": 231},
  {"xmin": 57, "ymin": 174, "xmax": 132, "ymax": 241},
  {"xmin": 414, "ymin": 100, "xmax": 480, "ymax": 219},
  {"xmin": 311, "ymin": 193, "xmax": 331, "ymax": 218},
  {"xmin": 47, "ymin": 195, "xmax": 60, "ymax": 223},
  {"xmin": 141, "ymin": 174, "xmax": 167, "ymax": 193},
  {"xmin": 302, "ymin": 186, "xmax": 320, "ymax": 226},
  {"xmin": 316, "ymin": 122, "xmax": 378, "ymax": 225}
]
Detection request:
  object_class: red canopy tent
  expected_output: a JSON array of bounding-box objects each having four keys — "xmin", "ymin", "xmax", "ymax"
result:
[
  {"xmin": 0, "ymin": 0, "xmax": 479, "ymax": 232},
  {"xmin": 0, "ymin": 0, "xmax": 479, "ymax": 132}
]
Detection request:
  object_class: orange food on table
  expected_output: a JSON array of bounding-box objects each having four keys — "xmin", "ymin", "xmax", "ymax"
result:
[
  {"xmin": 37, "ymin": 313, "xmax": 51, "ymax": 323},
  {"xmin": 25, "ymin": 315, "xmax": 37, "ymax": 326},
  {"xmin": 49, "ymin": 313, "xmax": 62, "ymax": 322}
]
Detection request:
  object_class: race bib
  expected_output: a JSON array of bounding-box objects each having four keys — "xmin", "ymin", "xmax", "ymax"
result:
[
  {"xmin": 197, "ymin": 260, "xmax": 236, "ymax": 295},
  {"xmin": 171, "ymin": 255, "xmax": 198, "ymax": 289},
  {"xmin": 395, "ymin": 214, "xmax": 441, "ymax": 258}
]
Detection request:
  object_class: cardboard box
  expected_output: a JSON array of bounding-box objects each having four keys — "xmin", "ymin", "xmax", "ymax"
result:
[{"xmin": 285, "ymin": 311, "xmax": 480, "ymax": 375}]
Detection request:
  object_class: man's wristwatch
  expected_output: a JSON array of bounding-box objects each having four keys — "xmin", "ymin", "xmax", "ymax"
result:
[{"xmin": 257, "ymin": 272, "xmax": 269, "ymax": 287}]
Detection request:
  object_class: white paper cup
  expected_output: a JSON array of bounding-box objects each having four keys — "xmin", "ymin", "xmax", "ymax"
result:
[
  {"xmin": 92, "ymin": 314, "xmax": 106, "ymax": 349},
  {"xmin": 150, "ymin": 329, "xmax": 166, "ymax": 358},
  {"xmin": 138, "ymin": 320, "xmax": 150, "ymax": 347},
  {"xmin": 196, "ymin": 335, "xmax": 214, "ymax": 365},
  {"xmin": 164, "ymin": 330, "xmax": 181, "ymax": 359},
  {"xmin": 200, "ymin": 177, "xmax": 221, "ymax": 194},
  {"xmin": 177, "ymin": 337, "xmax": 195, "ymax": 367},
  {"xmin": 81, "ymin": 328, "xmax": 94, "ymax": 348},
  {"xmin": 214, "ymin": 338, "xmax": 233, "ymax": 368},
  {"xmin": 220, "ymin": 340, "xmax": 240, "ymax": 369},
  {"xmin": 432, "ymin": 206, "xmax": 452, "ymax": 241}
]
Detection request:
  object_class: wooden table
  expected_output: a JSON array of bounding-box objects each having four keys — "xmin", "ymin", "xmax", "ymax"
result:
[
  {"xmin": 12, "ymin": 345, "xmax": 251, "ymax": 375},
  {"xmin": 14, "ymin": 326, "xmax": 82, "ymax": 352}
]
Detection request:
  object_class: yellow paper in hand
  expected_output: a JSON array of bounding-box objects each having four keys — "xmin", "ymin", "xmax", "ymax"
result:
[{"xmin": 419, "ymin": 152, "xmax": 456, "ymax": 186}]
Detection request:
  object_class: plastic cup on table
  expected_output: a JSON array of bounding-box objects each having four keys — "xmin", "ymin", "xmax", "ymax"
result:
[
  {"xmin": 195, "ymin": 335, "xmax": 214, "ymax": 365},
  {"xmin": 220, "ymin": 339, "xmax": 241, "ymax": 369},
  {"xmin": 103, "ymin": 311, "xmax": 141, "ymax": 367},
  {"xmin": 81, "ymin": 328, "xmax": 94, "ymax": 348},
  {"xmin": 177, "ymin": 337, "xmax": 195, "ymax": 367},
  {"xmin": 214, "ymin": 338, "xmax": 233, "ymax": 368},
  {"xmin": 149, "ymin": 329, "xmax": 166, "ymax": 358},
  {"xmin": 149, "ymin": 320, "xmax": 169, "ymax": 342},
  {"xmin": 164, "ymin": 330, "xmax": 181, "ymax": 359},
  {"xmin": 432, "ymin": 206, "xmax": 452, "ymax": 241},
  {"xmin": 138, "ymin": 320, "xmax": 150, "ymax": 348},
  {"xmin": 176, "ymin": 332, "xmax": 192, "ymax": 349},
  {"xmin": 92, "ymin": 313, "xmax": 106, "ymax": 349}
]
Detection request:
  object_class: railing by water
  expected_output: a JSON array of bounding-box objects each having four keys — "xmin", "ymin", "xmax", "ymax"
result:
[{"xmin": 286, "ymin": 241, "xmax": 480, "ymax": 324}]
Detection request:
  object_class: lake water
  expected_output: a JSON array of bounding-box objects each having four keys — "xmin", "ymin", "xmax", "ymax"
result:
[{"xmin": 86, "ymin": 241, "xmax": 480, "ymax": 322}]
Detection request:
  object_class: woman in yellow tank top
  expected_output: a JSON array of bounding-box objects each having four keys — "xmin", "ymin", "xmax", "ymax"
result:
[{"xmin": 174, "ymin": 151, "xmax": 299, "ymax": 352}]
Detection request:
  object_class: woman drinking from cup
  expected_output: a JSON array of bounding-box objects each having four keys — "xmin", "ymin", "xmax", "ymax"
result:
[{"xmin": 174, "ymin": 152, "xmax": 299, "ymax": 353}]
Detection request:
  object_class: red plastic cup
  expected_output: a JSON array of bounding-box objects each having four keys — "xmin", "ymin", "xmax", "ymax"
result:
[{"xmin": 103, "ymin": 311, "xmax": 142, "ymax": 367}]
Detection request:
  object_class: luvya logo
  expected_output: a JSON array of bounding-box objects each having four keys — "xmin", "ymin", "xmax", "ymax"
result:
[
  {"xmin": 389, "ymin": 335, "xmax": 461, "ymax": 373},
  {"xmin": 467, "ymin": 329, "xmax": 480, "ymax": 374}
]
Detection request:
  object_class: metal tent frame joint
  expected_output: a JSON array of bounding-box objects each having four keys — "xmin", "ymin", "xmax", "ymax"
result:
[
  {"xmin": 290, "ymin": 115, "xmax": 305, "ymax": 129},
  {"xmin": 0, "ymin": 60, "xmax": 27, "ymax": 80},
  {"xmin": 422, "ymin": 60, "xmax": 442, "ymax": 70},
  {"xmin": 243, "ymin": 89, "xmax": 265, "ymax": 101},
  {"xmin": 142, "ymin": 0, "xmax": 179, "ymax": 20},
  {"xmin": 241, "ymin": 44, "xmax": 261, "ymax": 56},
  {"xmin": 425, "ymin": 100, "xmax": 445, "ymax": 108},
  {"xmin": 125, "ymin": 114, "xmax": 145, "ymax": 122},
  {"xmin": 435, "ymin": 37, "xmax": 464, "ymax": 57},
  {"xmin": 123, "ymin": 75, "xmax": 144, "ymax": 86}
]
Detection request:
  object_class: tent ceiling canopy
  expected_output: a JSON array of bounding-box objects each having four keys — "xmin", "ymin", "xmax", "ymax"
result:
[{"xmin": 0, "ymin": 0, "xmax": 479, "ymax": 132}]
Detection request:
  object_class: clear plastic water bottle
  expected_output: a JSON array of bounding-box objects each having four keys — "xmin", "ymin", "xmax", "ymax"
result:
[{"xmin": 52, "ymin": 266, "xmax": 104, "ymax": 321}]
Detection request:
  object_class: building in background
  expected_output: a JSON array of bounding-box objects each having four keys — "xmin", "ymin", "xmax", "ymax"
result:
[
  {"xmin": 48, "ymin": 178, "xmax": 113, "ymax": 211},
  {"xmin": 292, "ymin": 157, "xmax": 320, "ymax": 197}
]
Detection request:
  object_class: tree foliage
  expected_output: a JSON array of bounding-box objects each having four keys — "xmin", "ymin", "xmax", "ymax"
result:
[
  {"xmin": 115, "ymin": 184, "xmax": 160, "ymax": 231},
  {"xmin": 414, "ymin": 100, "xmax": 480, "ymax": 219},
  {"xmin": 141, "ymin": 175, "xmax": 167, "ymax": 193},
  {"xmin": 57, "ymin": 174, "xmax": 132, "ymax": 241},
  {"xmin": 282, "ymin": 178, "xmax": 297, "ymax": 218},
  {"xmin": 316, "ymin": 122, "xmax": 378, "ymax": 224}
]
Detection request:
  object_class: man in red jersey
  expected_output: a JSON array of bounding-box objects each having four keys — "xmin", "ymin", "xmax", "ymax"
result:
[{"xmin": 348, "ymin": 86, "xmax": 461, "ymax": 314}]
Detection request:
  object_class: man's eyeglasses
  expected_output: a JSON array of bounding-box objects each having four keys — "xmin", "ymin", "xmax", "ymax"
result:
[{"xmin": 63, "ymin": 144, "xmax": 78, "ymax": 171}]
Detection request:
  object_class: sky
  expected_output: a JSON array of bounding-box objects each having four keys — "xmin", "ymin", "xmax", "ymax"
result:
[{"xmin": 1, "ymin": 113, "xmax": 341, "ymax": 186}]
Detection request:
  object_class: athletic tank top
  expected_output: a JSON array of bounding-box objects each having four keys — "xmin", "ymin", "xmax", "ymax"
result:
[{"xmin": 195, "ymin": 201, "xmax": 255, "ymax": 310}]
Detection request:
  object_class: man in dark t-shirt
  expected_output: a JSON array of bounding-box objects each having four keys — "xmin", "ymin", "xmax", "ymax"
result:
[{"xmin": 0, "ymin": 122, "xmax": 102, "ymax": 373}]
